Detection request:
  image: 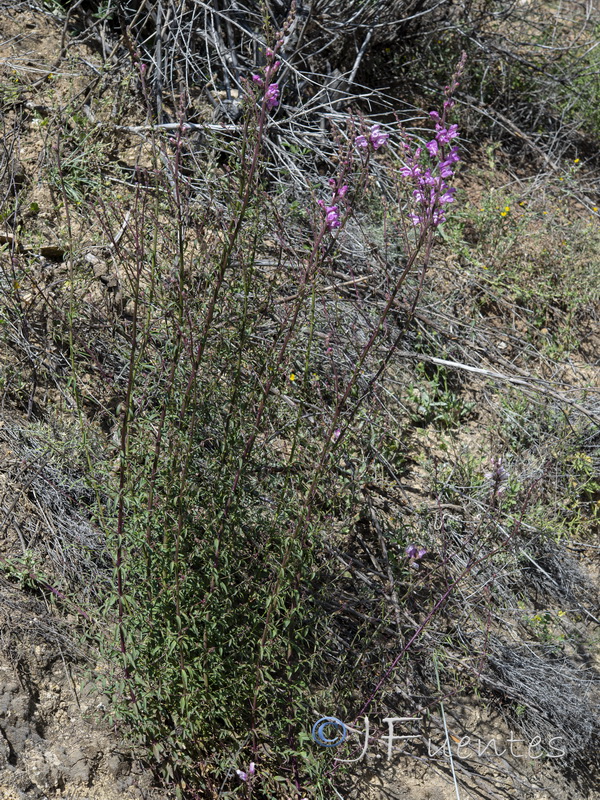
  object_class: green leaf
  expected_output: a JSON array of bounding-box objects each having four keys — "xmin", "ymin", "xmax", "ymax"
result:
[{"xmin": 152, "ymin": 742, "xmax": 163, "ymax": 760}]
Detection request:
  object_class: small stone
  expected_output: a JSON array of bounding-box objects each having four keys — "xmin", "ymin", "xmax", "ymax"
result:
[{"xmin": 106, "ymin": 753, "xmax": 129, "ymax": 778}]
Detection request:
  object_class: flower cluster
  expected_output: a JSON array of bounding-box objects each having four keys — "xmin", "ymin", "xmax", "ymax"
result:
[
  {"xmin": 318, "ymin": 179, "xmax": 349, "ymax": 231},
  {"xmin": 252, "ymin": 72, "xmax": 281, "ymax": 111},
  {"xmin": 401, "ymin": 52, "xmax": 466, "ymax": 228},
  {"xmin": 356, "ymin": 123, "xmax": 389, "ymax": 151},
  {"xmin": 318, "ymin": 203, "xmax": 341, "ymax": 229},
  {"xmin": 265, "ymin": 82, "xmax": 280, "ymax": 110},
  {"xmin": 401, "ymin": 113, "xmax": 460, "ymax": 228},
  {"xmin": 484, "ymin": 457, "xmax": 509, "ymax": 498}
]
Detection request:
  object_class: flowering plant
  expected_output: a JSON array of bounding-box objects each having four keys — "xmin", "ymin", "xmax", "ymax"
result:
[{"xmin": 400, "ymin": 52, "xmax": 466, "ymax": 228}]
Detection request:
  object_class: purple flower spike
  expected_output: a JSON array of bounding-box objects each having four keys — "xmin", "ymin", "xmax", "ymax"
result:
[
  {"xmin": 337, "ymin": 184, "xmax": 349, "ymax": 198},
  {"xmin": 355, "ymin": 134, "xmax": 369, "ymax": 148},
  {"xmin": 401, "ymin": 107, "xmax": 461, "ymax": 228},
  {"xmin": 401, "ymin": 56, "xmax": 465, "ymax": 229},
  {"xmin": 249, "ymin": 762, "xmax": 256, "ymax": 776},
  {"xmin": 325, "ymin": 205, "xmax": 341, "ymax": 229},
  {"xmin": 236, "ymin": 770, "xmax": 248, "ymax": 782}
]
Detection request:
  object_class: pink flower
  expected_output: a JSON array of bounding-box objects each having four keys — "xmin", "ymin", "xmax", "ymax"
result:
[
  {"xmin": 435, "ymin": 123, "xmax": 459, "ymax": 145},
  {"xmin": 325, "ymin": 205, "xmax": 341, "ymax": 229},
  {"xmin": 332, "ymin": 428, "xmax": 342, "ymax": 442},
  {"xmin": 369, "ymin": 124, "xmax": 389, "ymax": 150},
  {"xmin": 252, "ymin": 73, "xmax": 262, "ymax": 84},
  {"xmin": 405, "ymin": 544, "xmax": 427, "ymax": 560},
  {"xmin": 426, "ymin": 139, "xmax": 439, "ymax": 157},
  {"xmin": 265, "ymin": 82, "xmax": 280, "ymax": 110},
  {"xmin": 399, "ymin": 163, "xmax": 423, "ymax": 179},
  {"xmin": 325, "ymin": 182, "xmax": 349, "ymax": 199},
  {"xmin": 236, "ymin": 762, "xmax": 256, "ymax": 782},
  {"xmin": 356, "ymin": 125, "xmax": 389, "ymax": 150},
  {"xmin": 318, "ymin": 199, "xmax": 341, "ymax": 229},
  {"xmin": 439, "ymin": 188, "xmax": 456, "ymax": 204}
]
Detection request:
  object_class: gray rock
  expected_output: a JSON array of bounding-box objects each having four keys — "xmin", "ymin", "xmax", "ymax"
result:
[{"xmin": 106, "ymin": 753, "xmax": 130, "ymax": 778}]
